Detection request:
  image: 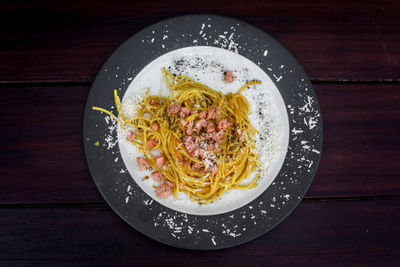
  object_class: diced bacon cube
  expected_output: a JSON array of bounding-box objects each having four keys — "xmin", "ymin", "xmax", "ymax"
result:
[
  {"xmin": 186, "ymin": 120, "xmax": 194, "ymax": 135},
  {"xmin": 206, "ymin": 131, "xmax": 217, "ymax": 141},
  {"xmin": 147, "ymin": 138, "xmax": 157, "ymax": 149},
  {"xmin": 151, "ymin": 171, "xmax": 164, "ymax": 183},
  {"xmin": 191, "ymin": 147, "xmax": 200, "ymax": 158},
  {"xmin": 224, "ymin": 70, "xmax": 235, "ymax": 83},
  {"xmin": 136, "ymin": 157, "xmax": 150, "ymax": 170},
  {"xmin": 199, "ymin": 110, "xmax": 207, "ymax": 119},
  {"xmin": 206, "ymin": 107, "xmax": 220, "ymax": 120},
  {"xmin": 149, "ymin": 99, "xmax": 160, "ymax": 105},
  {"xmin": 151, "ymin": 122, "xmax": 159, "ymax": 131},
  {"xmin": 183, "ymin": 135, "xmax": 196, "ymax": 153},
  {"xmin": 194, "ymin": 119, "xmax": 207, "ymax": 131},
  {"xmin": 199, "ymin": 149, "xmax": 209, "ymax": 159},
  {"xmin": 180, "ymin": 107, "xmax": 190, "ymax": 118},
  {"xmin": 126, "ymin": 131, "xmax": 136, "ymax": 141},
  {"xmin": 180, "ymin": 119, "xmax": 187, "ymax": 127},
  {"xmin": 167, "ymin": 104, "xmax": 181, "ymax": 114},
  {"xmin": 217, "ymin": 118, "xmax": 230, "ymax": 132},
  {"xmin": 206, "ymin": 121, "xmax": 216, "ymax": 133},
  {"xmin": 155, "ymin": 182, "xmax": 173, "ymax": 199},
  {"xmin": 165, "ymin": 180, "xmax": 175, "ymax": 188},
  {"xmin": 207, "ymin": 143, "xmax": 219, "ymax": 153},
  {"xmin": 154, "ymin": 155, "xmax": 166, "ymax": 168},
  {"xmin": 191, "ymin": 162, "xmax": 203, "ymax": 171},
  {"xmin": 195, "ymin": 135, "xmax": 206, "ymax": 144}
]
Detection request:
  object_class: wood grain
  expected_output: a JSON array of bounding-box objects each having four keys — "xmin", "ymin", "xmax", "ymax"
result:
[
  {"xmin": 308, "ymin": 82, "xmax": 400, "ymax": 198},
  {"xmin": 0, "ymin": 85, "xmax": 101, "ymax": 203},
  {"xmin": 1, "ymin": 1, "xmax": 399, "ymax": 264},
  {"xmin": 1, "ymin": 0, "xmax": 399, "ymax": 82},
  {"xmin": 1, "ymin": 83, "xmax": 399, "ymax": 203},
  {"xmin": 0, "ymin": 199, "xmax": 398, "ymax": 265}
]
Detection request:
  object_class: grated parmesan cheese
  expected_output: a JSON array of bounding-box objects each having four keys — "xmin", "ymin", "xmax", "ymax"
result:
[{"xmin": 122, "ymin": 90, "xmax": 146, "ymax": 118}]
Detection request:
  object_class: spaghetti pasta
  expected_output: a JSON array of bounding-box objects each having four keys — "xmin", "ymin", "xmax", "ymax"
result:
[{"xmin": 93, "ymin": 69, "xmax": 262, "ymax": 204}]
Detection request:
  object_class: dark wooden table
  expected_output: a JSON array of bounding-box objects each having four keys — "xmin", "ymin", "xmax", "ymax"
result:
[{"xmin": 1, "ymin": 0, "xmax": 400, "ymax": 265}]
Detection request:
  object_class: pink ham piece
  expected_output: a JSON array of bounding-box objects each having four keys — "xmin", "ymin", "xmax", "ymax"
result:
[
  {"xmin": 206, "ymin": 131, "xmax": 217, "ymax": 141},
  {"xmin": 151, "ymin": 171, "xmax": 164, "ymax": 183},
  {"xmin": 183, "ymin": 135, "xmax": 196, "ymax": 153},
  {"xmin": 136, "ymin": 157, "xmax": 150, "ymax": 170},
  {"xmin": 194, "ymin": 119, "xmax": 207, "ymax": 131},
  {"xmin": 214, "ymin": 142, "xmax": 221, "ymax": 152},
  {"xmin": 199, "ymin": 110, "xmax": 207, "ymax": 119},
  {"xmin": 191, "ymin": 162, "xmax": 202, "ymax": 171},
  {"xmin": 165, "ymin": 180, "xmax": 174, "ymax": 188},
  {"xmin": 199, "ymin": 149, "xmax": 209, "ymax": 160},
  {"xmin": 149, "ymin": 99, "xmax": 160, "ymax": 105},
  {"xmin": 151, "ymin": 122, "xmax": 159, "ymax": 131},
  {"xmin": 195, "ymin": 135, "xmax": 206, "ymax": 144},
  {"xmin": 126, "ymin": 131, "xmax": 136, "ymax": 141},
  {"xmin": 206, "ymin": 131, "xmax": 224, "ymax": 142},
  {"xmin": 180, "ymin": 107, "xmax": 190, "ymax": 118},
  {"xmin": 206, "ymin": 107, "xmax": 220, "ymax": 120},
  {"xmin": 224, "ymin": 70, "xmax": 235, "ymax": 82},
  {"xmin": 180, "ymin": 119, "xmax": 187, "ymax": 127},
  {"xmin": 156, "ymin": 182, "xmax": 173, "ymax": 199},
  {"xmin": 205, "ymin": 121, "xmax": 216, "ymax": 133},
  {"xmin": 147, "ymin": 138, "xmax": 157, "ymax": 149},
  {"xmin": 154, "ymin": 155, "xmax": 166, "ymax": 168},
  {"xmin": 217, "ymin": 118, "xmax": 230, "ymax": 132},
  {"xmin": 186, "ymin": 120, "xmax": 194, "ymax": 135},
  {"xmin": 207, "ymin": 143, "xmax": 220, "ymax": 153},
  {"xmin": 191, "ymin": 147, "xmax": 200, "ymax": 158},
  {"xmin": 167, "ymin": 104, "xmax": 181, "ymax": 114}
]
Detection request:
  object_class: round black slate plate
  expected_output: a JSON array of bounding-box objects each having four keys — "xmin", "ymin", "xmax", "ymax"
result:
[{"xmin": 83, "ymin": 14, "xmax": 323, "ymax": 250}]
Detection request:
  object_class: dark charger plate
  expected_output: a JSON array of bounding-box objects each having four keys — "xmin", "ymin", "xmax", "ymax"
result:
[{"xmin": 83, "ymin": 14, "xmax": 322, "ymax": 250}]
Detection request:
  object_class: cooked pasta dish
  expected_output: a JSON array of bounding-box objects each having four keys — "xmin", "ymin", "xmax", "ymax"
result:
[{"xmin": 93, "ymin": 69, "xmax": 262, "ymax": 204}]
